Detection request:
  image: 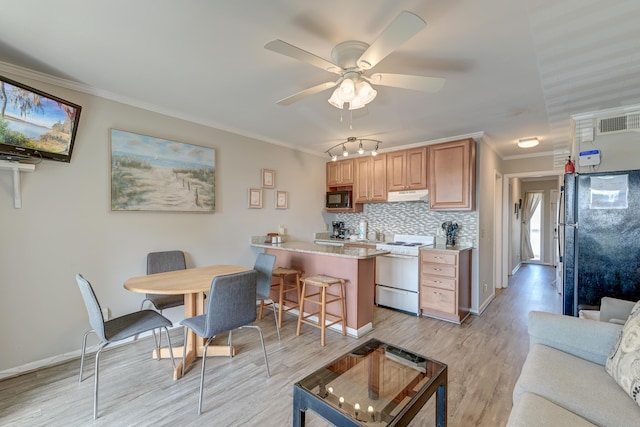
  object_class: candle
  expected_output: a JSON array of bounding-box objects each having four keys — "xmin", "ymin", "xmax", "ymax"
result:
[
  {"xmin": 328, "ymin": 387, "xmax": 333, "ymax": 394},
  {"xmin": 339, "ymin": 396, "xmax": 344, "ymax": 408},
  {"xmin": 368, "ymin": 405, "xmax": 375, "ymax": 421},
  {"xmin": 368, "ymin": 406, "xmax": 374, "ymax": 414},
  {"xmin": 354, "ymin": 403, "xmax": 360, "ymax": 417}
]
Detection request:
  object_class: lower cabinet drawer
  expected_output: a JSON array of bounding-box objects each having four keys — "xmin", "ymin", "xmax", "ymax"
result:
[
  {"xmin": 421, "ymin": 286, "xmax": 456, "ymax": 314},
  {"xmin": 421, "ymin": 263, "xmax": 456, "ymax": 278},
  {"xmin": 421, "ymin": 275, "xmax": 457, "ymax": 291}
]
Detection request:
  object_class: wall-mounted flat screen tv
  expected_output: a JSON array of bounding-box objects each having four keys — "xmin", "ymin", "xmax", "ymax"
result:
[{"xmin": 0, "ymin": 75, "xmax": 81, "ymax": 163}]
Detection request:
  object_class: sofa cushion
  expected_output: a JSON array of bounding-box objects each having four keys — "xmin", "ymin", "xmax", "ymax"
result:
[
  {"xmin": 605, "ymin": 299, "xmax": 640, "ymax": 407},
  {"xmin": 507, "ymin": 392, "xmax": 596, "ymax": 427},
  {"xmin": 514, "ymin": 344, "xmax": 640, "ymax": 427}
]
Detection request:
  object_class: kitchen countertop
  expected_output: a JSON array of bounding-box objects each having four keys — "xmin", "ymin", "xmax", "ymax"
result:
[
  {"xmin": 313, "ymin": 232, "xmax": 385, "ymax": 246},
  {"xmin": 251, "ymin": 237, "xmax": 389, "ymax": 259},
  {"xmin": 421, "ymin": 243, "xmax": 474, "ymax": 252}
]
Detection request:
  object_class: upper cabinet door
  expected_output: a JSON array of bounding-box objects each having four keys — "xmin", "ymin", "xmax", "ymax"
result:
[
  {"xmin": 428, "ymin": 138, "xmax": 476, "ymax": 210},
  {"xmin": 387, "ymin": 147, "xmax": 427, "ymax": 191},
  {"xmin": 354, "ymin": 155, "xmax": 387, "ymax": 203},
  {"xmin": 405, "ymin": 147, "xmax": 427, "ymax": 189},
  {"xmin": 326, "ymin": 159, "xmax": 354, "ymax": 188}
]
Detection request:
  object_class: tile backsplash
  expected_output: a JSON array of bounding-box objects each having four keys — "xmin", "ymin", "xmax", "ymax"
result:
[{"xmin": 334, "ymin": 202, "xmax": 478, "ymax": 244}]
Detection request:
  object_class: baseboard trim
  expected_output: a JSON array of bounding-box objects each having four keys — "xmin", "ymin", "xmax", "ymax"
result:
[{"xmin": 0, "ymin": 325, "xmax": 180, "ymax": 381}]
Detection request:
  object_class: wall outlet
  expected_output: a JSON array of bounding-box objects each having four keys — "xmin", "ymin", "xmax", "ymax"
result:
[
  {"xmin": 483, "ymin": 283, "xmax": 488, "ymax": 292},
  {"xmin": 102, "ymin": 307, "xmax": 110, "ymax": 320}
]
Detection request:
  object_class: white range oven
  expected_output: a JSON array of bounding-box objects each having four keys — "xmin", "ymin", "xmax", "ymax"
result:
[{"xmin": 375, "ymin": 234, "xmax": 434, "ymax": 315}]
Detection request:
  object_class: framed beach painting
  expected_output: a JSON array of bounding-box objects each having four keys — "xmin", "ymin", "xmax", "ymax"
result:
[
  {"xmin": 262, "ymin": 168, "xmax": 275, "ymax": 188},
  {"xmin": 110, "ymin": 129, "xmax": 215, "ymax": 212},
  {"xmin": 275, "ymin": 191, "xmax": 288, "ymax": 209},
  {"xmin": 248, "ymin": 188, "xmax": 262, "ymax": 208}
]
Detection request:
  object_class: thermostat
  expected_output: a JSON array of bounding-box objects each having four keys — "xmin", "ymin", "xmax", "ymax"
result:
[{"xmin": 579, "ymin": 149, "xmax": 601, "ymax": 166}]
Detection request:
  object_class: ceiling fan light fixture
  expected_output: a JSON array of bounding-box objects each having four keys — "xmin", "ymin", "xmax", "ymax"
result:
[
  {"xmin": 328, "ymin": 90, "xmax": 345, "ymax": 109},
  {"xmin": 518, "ymin": 137, "xmax": 539, "ymax": 148},
  {"xmin": 355, "ymin": 80, "xmax": 377, "ymax": 103},
  {"xmin": 328, "ymin": 76, "xmax": 377, "ymax": 110},
  {"xmin": 338, "ymin": 78, "xmax": 355, "ymax": 101}
]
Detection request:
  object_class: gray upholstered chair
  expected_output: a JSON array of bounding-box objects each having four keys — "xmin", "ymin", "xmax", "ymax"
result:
[
  {"xmin": 180, "ymin": 270, "xmax": 270, "ymax": 415},
  {"xmin": 140, "ymin": 250, "xmax": 187, "ymax": 311},
  {"xmin": 76, "ymin": 274, "xmax": 176, "ymax": 419},
  {"xmin": 254, "ymin": 252, "xmax": 280, "ymax": 340}
]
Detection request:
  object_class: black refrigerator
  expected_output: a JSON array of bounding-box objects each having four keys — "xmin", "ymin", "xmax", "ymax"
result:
[{"xmin": 562, "ymin": 169, "xmax": 640, "ymax": 316}]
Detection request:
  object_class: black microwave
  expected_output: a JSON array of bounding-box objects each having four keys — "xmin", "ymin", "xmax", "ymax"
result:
[{"xmin": 326, "ymin": 191, "xmax": 351, "ymax": 208}]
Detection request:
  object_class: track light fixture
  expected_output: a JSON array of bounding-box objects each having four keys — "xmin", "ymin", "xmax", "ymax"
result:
[{"xmin": 325, "ymin": 137, "xmax": 382, "ymax": 161}]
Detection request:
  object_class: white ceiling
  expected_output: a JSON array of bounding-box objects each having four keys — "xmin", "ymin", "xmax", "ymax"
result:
[{"xmin": 1, "ymin": 0, "xmax": 639, "ymax": 160}]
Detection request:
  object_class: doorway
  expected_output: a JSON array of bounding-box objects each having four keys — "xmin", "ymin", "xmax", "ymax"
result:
[
  {"xmin": 523, "ymin": 191, "xmax": 543, "ymax": 262},
  {"xmin": 501, "ymin": 170, "xmax": 563, "ymax": 288}
]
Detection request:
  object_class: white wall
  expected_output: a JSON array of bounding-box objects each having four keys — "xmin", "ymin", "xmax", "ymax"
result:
[
  {"xmin": 477, "ymin": 138, "xmax": 502, "ymax": 310},
  {"xmin": 575, "ymin": 131, "xmax": 640, "ymax": 173},
  {"xmin": 508, "ymin": 178, "xmax": 522, "ymax": 273},
  {"xmin": 0, "ymin": 73, "xmax": 326, "ymax": 373}
]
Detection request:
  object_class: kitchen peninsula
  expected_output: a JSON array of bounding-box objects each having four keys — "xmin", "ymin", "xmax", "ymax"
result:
[{"xmin": 250, "ymin": 238, "xmax": 389, "ymax": 337}]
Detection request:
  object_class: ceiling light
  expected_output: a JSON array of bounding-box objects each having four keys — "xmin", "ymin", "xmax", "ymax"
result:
[
  {"xmin": 518, "ymin": 138, "xmax": 539, "ymax": 148},
  {"xmin": 328, "ymin": 75, "xmax": 377, "ymax": 110},
  {"xmin": 325, "ymin": 137, "xmax": 382, "ymax": 159}
]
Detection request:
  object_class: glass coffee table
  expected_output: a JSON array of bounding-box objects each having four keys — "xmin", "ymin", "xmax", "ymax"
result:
[{"xmin": 293, "ymin": 338, "xmax": 447, "ymax": 426}]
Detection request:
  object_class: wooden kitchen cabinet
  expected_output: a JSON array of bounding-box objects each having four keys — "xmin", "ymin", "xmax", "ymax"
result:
[
  {"xmin": 428, "ymin": 138, "xmax": 476, "ymax": 210},
  {"xmin": 386, "ymin": 147, "xmax": 427, "ymax": 191},
  {"xmin": 420, "ymin": 248, "xmax": 471, "ymax": 324},
  {"xmin": 354, "ymin": 154, "xmax": 387, "ymax": 203},
  {"xmin": 326, "ymin": 159, "xmax": 354, "ymax": 188}
]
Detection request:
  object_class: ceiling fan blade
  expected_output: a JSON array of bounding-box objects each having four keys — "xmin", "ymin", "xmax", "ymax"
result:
[
  {"xmin": 369, "ymin": 73, "xmax": 445, "ymax": 92},
  {"xmin": 276, "ymin": 81, "xmax": 339, "ymax": 105},
  {"xmin": 357, "ymin": 11, "xmax": 426, "ymax": 70},
  {"xmin": 265, "ymin": 39, "xmax": 342, "ymax": 74}
]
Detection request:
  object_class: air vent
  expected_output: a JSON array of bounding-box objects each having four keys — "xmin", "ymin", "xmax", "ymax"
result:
[{"xmin": 597, "ymin": 113, "xmax": 640, "ymax": 135}]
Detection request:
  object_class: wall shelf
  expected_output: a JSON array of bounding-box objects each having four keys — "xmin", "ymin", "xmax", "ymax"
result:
[{"xmin": 0, "ymin": 160, "xmax": 36, "ymax": 208}]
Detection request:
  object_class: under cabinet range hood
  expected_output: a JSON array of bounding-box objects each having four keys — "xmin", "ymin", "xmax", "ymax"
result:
[{"xmin": 387, "ymin": 189, "xmax": 428, "ymax": 203}]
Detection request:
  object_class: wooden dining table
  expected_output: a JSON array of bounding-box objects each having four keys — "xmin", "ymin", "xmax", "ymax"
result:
[{"xmin": 124, "ymin": 264, "xmax": 249, "ymax": 380}]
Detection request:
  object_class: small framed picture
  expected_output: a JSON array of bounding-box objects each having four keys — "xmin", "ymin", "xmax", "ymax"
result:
[
  {"xmin": 262, "ymin": 169, "xmax": 275, "ymax": 188},
  {"xmin": 248, "ymin": 188, "xmax": 262, "ymax": 209},
  {"xmin": 275, "ymin": 191, "xmax": 288, "ymax": 209}
]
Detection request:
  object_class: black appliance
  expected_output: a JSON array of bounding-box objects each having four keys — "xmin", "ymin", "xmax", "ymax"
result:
[
  {"xmin": 331, "ymin": 221, "xmax": 345, "ymax": 239},
  {"xmin": 326, "ymin": 191, "xmax": 351, "ymax": 209},
  {"xmin": 562, "ymin": 170, "xmax": 640, "ymax": 316}
]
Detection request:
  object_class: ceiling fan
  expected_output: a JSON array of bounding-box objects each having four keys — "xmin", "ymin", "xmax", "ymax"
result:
[{"xmin": 264, "ymin": 11, "xmax": 445, "ymax": 110}]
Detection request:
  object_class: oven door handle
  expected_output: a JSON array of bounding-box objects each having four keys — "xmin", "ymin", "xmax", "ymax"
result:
[
  {"xmin": 378, "ymin": 285, "xmax": 412, "ymax": 295},
  {"xmin": 381, "ymin": 253, "xmax": 417, "ymax": 260}
]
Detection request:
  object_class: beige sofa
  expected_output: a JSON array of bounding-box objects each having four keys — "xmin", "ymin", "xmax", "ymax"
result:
[{"xmin": 507, "ymin": 298, "xmax": 640, "ymax": 426}]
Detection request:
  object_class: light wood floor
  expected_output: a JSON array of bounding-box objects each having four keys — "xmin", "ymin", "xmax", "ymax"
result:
[{"xmin": 0, "ymin": 264, "xmax": 561, "ymax": 426}]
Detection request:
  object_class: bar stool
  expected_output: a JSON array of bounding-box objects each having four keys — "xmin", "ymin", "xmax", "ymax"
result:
[
  {"xmin": 297, "ymin": 274, "xmax": 346, "ymax": 346},
  {"xmin": 259, "ymin": 267, "xmax": 302, "ymax": 327}
]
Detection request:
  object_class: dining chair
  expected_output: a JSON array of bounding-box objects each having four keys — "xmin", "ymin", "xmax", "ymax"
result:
[
  {"xmin": 140, "ymin": 250, "xmax": 187, "ymax": 311},
  {"xmin": 76, "ymin": 274, "xmax": 176, "ymax": 420},
  {"xmin": 254, "ymin": 252, "xmax": 280, "ymax": 340},
  {"xmin": 180, "ymin": 270, "xmax": 270, "ymax": 415}
]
